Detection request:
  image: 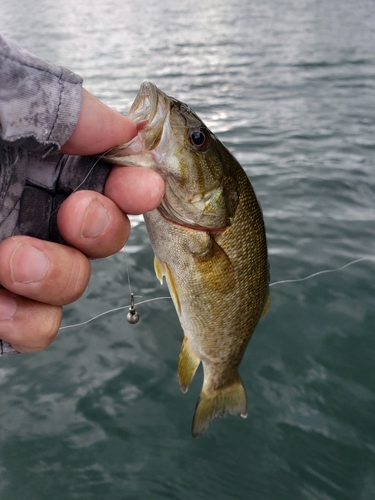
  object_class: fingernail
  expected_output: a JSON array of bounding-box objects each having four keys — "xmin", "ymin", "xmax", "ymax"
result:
[
  {"xmin": 10, "ymin": 243, "xmax": 50, "ymax": 284},
  {"xmin": 81, "ymin": 199, "xmax": 111, "ymax": 238},
  {"xmin": 0, "ymin": 293, "xmax": 17, "ymax": 320}
]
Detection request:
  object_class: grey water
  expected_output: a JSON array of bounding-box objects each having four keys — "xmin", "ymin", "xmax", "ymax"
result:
[{"xmin": 1, "ymin": 0, "xmax": 375, "ymax": 498}]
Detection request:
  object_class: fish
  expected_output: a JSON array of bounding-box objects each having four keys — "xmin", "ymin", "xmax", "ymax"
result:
[{"xmin": 105, "ymin": 82, "xmax": 270, "ymax": 436}]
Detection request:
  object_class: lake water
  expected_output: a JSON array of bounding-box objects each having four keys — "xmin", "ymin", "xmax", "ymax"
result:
[{"xmin": 0, "ymin": 0, "xmax": 375, "ymax": 498}]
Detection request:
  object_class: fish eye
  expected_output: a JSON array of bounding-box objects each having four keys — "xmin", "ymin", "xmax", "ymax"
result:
[
  {"xmin": 188, "ymin": 127, "xmax": 210, "ymax": 151},
  {"xmin": 190, "ymin": 131, "xmax": 205, "ymax": 146}
]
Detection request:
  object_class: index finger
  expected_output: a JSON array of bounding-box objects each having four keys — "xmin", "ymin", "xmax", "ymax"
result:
[{"xmin": 60, "ymin": 89, "xmax": 137, "ymax": 155}]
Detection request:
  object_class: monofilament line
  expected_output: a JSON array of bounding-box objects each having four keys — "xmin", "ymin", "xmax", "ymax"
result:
[
  {"xmin": 59, "ymin": 296, "xmax": 172, "ymax": 330},
  {"xmin": 269, "ymin": 256, "xmax": 372, "ymax": 287},
  {"xmin": 124, "ymin": 247, "xmax": 133, "ymax": 297},
  {"xmin": 33, "ymin": 152, "xmax": 109, "ymax": 239},
  {"xmin": 59, "ymin": 256, "xmax": 373, "ymax": 330}
]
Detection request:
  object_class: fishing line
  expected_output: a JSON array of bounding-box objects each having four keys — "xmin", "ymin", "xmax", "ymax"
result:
[
  {"xmin": 59, "ymin": 296, "xmax": 172, "ymax": 330},
  {"xmin": 31, "ymin": 120, "xmax": 373, "ymax": 329},
  {"xmin": 59, "ymin": 256, "xmax": 372, "ymax": 331},
  {"xmin": 269, "ymin": 256, "xmax": 373, "ymax": 287},
  {"xmin": 124, "ymin": 246, "xmax": 133, "ymax": 297},
  {"xmin": 33, "ymin": 152, "xmax": 109, "ymax": 239},
  {"xmin": 122, "ymin": 246, "xmax": 141, "ymax": 324}
]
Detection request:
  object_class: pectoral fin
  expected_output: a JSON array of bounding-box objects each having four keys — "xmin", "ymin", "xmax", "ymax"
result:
[
  {"xmin": 178, "ymin": 336, "xmax": 201, "ymax": 393},
  {"xmin": 189, "ymin": 235, "xmax": 235, "ymax": 294}
]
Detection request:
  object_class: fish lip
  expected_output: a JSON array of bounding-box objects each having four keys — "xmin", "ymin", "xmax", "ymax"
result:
[
  {"xmin": 128, "ymin": 81, "xmax": 161, "ymax": 125},
  {"xmin": 103, "ymin": 82, "xmax": 169, "ymax": 164},
  {"xmin": 127, "ymin": 81, "xmax": 170, "ymax": 152}
]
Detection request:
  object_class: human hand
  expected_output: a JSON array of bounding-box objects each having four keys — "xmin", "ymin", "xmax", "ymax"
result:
[{"xmin": 0, "ymin": 89, "xmax": 164, "ymax": 354}]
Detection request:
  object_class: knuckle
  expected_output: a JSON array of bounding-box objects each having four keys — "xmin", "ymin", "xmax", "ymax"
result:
[
  {"xmin": 63, "ymin": 252, "xmax": 91, "ymax": 305},
  {"xmin": 38, "ymin": 306, "xmax": 62, "ymax": 349},
  {"xmin": 4, "ymin": 305, "xmax": 62, "ymax": 354}
]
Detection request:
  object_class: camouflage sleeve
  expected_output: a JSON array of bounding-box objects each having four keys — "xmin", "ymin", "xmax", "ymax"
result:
[
  {"xmin": 0, "ymin": 34, "xmax": 82, "ymax": 152},
  {"xmin": 0, "ymin": 339, "xmax": 20, "ymax": 357},
  {"xmin": 0, "ymin": 35, "xmax": 112, "ymax": 357}
]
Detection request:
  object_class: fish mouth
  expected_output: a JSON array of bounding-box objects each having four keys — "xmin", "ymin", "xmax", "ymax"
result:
[
  {"xmin": 128, "ymin": 81, "xmax": 159, "ymax": 124},
  {"xmin": 128, "ymin": 82, "xmax": 169, "ymax": 151},
  {"xmin": 103, "ymin": 82, "xmax": 170, "ymax": 164}
]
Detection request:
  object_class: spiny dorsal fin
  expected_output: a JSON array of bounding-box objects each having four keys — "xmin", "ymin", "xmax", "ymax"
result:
[
  {"xmin": 178, "ymin": 335, "xmax": 201, "ymax": 393},
  {"xmin": 192, "ymin": 372, "xmax": 247, "ymax": 437}
]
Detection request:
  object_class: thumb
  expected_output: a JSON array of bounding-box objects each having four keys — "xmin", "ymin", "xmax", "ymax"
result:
[{"xmin": 60, "ymin": 89, "xmax": 137, "ymax": 155}]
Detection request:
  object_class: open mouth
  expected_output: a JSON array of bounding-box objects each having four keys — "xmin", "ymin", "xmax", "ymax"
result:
[
  {"xmin": 128, "ymin": 81, "xmax": 159, "ymax": 124},
  {"xmin": 127, "ymin": 82, "xmax": 170, "ymax": 152}
]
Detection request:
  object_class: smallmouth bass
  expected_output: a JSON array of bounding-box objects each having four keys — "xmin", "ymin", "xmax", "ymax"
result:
[{"xmin": 105, "ymin": 82, "xmax": 270, "ymax": 436}]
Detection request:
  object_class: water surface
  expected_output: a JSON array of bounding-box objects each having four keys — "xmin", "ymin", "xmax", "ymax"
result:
[{"xmin": 0, "ymin": 0, "xmax": 375, "ymax": 498}]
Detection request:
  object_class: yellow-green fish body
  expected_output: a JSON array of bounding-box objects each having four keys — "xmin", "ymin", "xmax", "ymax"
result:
[{"xmin": 106, "ymin": 82, "xmax": 269, "ymax": 436}]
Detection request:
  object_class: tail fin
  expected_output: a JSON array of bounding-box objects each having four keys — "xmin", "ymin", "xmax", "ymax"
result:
[{"xmin": 192, "ymin": 373, "xmax": 247, "ymax": 437}]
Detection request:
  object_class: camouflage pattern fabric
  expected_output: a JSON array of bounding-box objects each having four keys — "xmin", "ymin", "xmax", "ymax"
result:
[{"xmin": 0, "ymin": 35, "xmax": 112, "ymax": 356}]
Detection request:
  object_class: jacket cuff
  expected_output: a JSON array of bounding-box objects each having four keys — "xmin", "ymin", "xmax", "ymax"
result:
[{"xmin": 0, "ymin": 339, "xmax": 19, "ymax": 357}]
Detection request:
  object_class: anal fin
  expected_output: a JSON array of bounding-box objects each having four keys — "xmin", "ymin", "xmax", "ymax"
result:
[
  {"xmin": 261, "ymin": 288, "xmax": 270, "ymax": 317},
  {"xmin": 178, "ymin": 335, "xmax": 201, "ymax": 393}
]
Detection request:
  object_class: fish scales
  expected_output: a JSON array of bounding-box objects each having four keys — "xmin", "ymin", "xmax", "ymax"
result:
[{"xmin": 105, "ymin": 82, "xmax": 269, "ymax": 436}]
